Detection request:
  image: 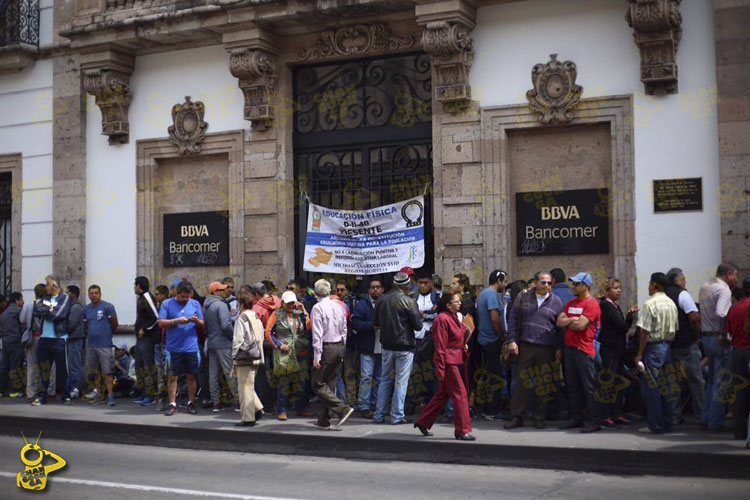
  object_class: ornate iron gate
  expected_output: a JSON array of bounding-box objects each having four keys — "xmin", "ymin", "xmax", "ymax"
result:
[
  {"xmin": 0, "ymin": 172, "xmax": 12, "ymax": 297},
  {"xmin": 293, "ymin": 53, "xmax": 434, "ymax": 281}
]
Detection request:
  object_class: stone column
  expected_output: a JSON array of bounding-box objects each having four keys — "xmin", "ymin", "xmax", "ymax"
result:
[
  {"xmin": 715, "ymin": 1, "xmax": 750, "ymax": 275},
  {"xmin": 416, "ymin": 1, "xmax": 485, "ymax": 284},
  {"xmin": 52, "ymin": 53, "xmax": 87, "ymax": 289},
  {"xmin": 225, "ymin": 29, "xmax": 290, "ymax": 284}
]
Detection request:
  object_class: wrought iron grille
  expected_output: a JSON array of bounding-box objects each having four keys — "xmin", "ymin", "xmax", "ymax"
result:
[
  {"xmin": 0, "ymin": 0, "xmax": 40, "ymax": 48},
  {"xmin": 0, "ymin": 173, "xmax": 12, "ymax": 298},
  {"xmin": 293, "ymin": 53, "xmax": 434, "ymax": 281}
]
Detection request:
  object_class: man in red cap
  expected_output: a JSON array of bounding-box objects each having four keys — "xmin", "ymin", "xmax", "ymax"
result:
[{"xmin": 400, "ymin": 267, "xmax": 419, "ymax": 299}]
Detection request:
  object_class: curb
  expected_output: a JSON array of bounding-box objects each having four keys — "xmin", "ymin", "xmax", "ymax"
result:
[{"xmin": 0, "ymin": 415, "xmax": 747, "ymax": 479}]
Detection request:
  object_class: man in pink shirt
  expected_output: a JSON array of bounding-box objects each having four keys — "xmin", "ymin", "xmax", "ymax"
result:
[{"xmin": 311, "ymin": 279, "xmax": 354, "ymax": 430}]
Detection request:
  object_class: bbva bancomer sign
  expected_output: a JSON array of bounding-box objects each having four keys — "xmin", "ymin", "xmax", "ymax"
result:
[
  {"xmin": 516, "ymin": 189, "xmax": 609, "ymax": 256},
  {"xmin": 163, "ymin": 211, "xmax": 230, "ymax": 267}
]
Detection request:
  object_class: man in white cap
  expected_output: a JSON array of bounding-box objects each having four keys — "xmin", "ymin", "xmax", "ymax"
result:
[{"xmin": 373, "ymin": 272, "xmax": 423, "ymax": 424}]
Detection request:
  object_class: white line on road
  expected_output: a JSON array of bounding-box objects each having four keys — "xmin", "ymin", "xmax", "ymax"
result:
[{"xmin": 0, "ymin": 472, "xmax": 306, "ymax": 500}]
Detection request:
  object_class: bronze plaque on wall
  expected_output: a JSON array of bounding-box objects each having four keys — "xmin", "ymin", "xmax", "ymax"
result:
[
  {"xmin": 164, "ymin": 211, "xmax": 229, "ymax": 267},
  {"xmin": 516, "ymin": 189, "xmax": 609, "ymax": 256},
  {"xmin": 653, "ymin": 178, "xmax": 702, "ymax": 213}
]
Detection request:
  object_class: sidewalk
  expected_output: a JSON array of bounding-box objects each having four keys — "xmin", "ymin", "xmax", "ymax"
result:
[{"xmin": 0, "ymin": 398, "xmax": 747, "ymax": 479}]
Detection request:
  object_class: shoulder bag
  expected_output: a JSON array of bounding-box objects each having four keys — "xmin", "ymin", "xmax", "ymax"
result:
[{"xmin": 233, "ymin": 315, "xmax": 261, "ymax": 365}]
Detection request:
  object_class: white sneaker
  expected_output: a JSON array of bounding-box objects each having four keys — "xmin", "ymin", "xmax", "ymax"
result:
[
  {"xmin": 84, "ymin": 389, "xmax": 98, "ymax": 400},
  {"xmin": 70, "ymin": 388, "xmax": 80, "ymax": 399}
]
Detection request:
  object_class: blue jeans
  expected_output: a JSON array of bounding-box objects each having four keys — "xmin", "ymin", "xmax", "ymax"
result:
[
  {"xmin": 701, "ymin": 336, "xmax": 732, "ymax": 430},
  {"xmin": 641, "ymin": 342, "xmax": 674, "ymax": 433},
  {"xmin": 276, "ymin": 367, "xmax": 308, "ymax": 414},
  {"xmin": 375, "ymin": 348, "xmax": 414, "ymax": 423},
  {"xmin": 66, "ymin": 338, "xmax": 83, "ymax": 393},
  {"xmin": 357, "ymin": 353, "xmax": 381, "ymax": 411}
]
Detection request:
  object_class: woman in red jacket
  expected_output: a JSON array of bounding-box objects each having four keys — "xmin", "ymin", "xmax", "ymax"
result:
[{"xmin": 414, "ymin": 291, "xmax": 475, "ymax": 441}]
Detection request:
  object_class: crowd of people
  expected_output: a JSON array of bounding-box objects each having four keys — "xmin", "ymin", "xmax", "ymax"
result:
[{"xmin": 0, "ymin": 264, "xmax": 749, "ymax": 446}]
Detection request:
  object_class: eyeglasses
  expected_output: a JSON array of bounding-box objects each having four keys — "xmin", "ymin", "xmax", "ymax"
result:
[
  {"xmin": 369, "ymin": 285, "xmax": 382, "ymax": 289},
  {"xmin": 449, "ymin": 300, "xmax": 461, "ymax": 305},
  {"xmin": 285, "ymin": 286, "xmax": 295, "ymax": 291},
  {"xmin": 538, "ymin": 280, "xmax": 552, "ymax": 285}
]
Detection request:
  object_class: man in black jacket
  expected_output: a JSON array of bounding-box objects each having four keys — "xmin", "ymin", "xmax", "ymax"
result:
[
  {"xmin": 65, "ymin": 286, "xmax": 85, "ymax": 399},
  {"xmin": 0, "ymin": 292, "xmax": 25, "ymax": 397},
  {"xmin": 33, "ymin": 275, "xmax": 73, "ymax": 405},
  {"xmin": 133, "ymin": 276, "xmax": 160, "ymax": 406},
  {"xmin": 373, "ymin": 272, "xmax": 423, "ymax": 424}
]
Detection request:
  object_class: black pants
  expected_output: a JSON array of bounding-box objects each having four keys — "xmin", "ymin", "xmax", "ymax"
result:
[
  {"xmin": 135, "ymin": 336, "xmax": 157, "ymax": 397},
  {"xmin": 0, "ymin": 341, "xmax": 24, "ymax": 394},
  {"xmin": 480, "ymin": 340, "xmax": 504, "ymax": 414},
  {"xmin": 511, "ymin": 342, "xmax": 556, "ymax": 421},
  {"xmin": 564, "ymin": 346, "xmax": 597, "ymax": 425},
  {"xmin": 731, "ymin": 348, "xmax": 750, "ymax": 439},
  {"xmin": 37, "ymin": 337, "xmax": 70, "ymax": 400},
  {"xmin": 312, "ymin": 341, "xmax": 348, "ymax": 426},
  {"xmin": 598, "ymin": 345, "xmax": 626, "ymax": 419}
]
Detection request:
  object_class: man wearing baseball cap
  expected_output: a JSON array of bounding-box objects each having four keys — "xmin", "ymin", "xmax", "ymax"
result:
[
  {"xmin": 556, "ymin": 272, "xmax": 601, "ymax": 433},
  {"xmin": 205, "ymin": 281, "xmax": 237, "ymax": 412}
]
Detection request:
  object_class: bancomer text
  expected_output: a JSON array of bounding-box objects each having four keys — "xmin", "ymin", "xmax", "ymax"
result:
[
  {"xmin": 525, "ymin": 226, "xmax": 599, "ymax": 239},
  {"xmin": 169, "ymin": 241, "xmax": 222, "ymax": 253}
]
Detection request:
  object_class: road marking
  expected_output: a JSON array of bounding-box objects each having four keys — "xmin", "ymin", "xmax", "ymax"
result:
[{"xmin": 0, "ymin": 472, "xmax": 305, "ymax": 500}]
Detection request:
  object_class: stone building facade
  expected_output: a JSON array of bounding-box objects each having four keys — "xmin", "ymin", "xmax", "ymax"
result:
[{"xmin": 0, "ymin": 0, "xmax": 746, "ymax": 323}]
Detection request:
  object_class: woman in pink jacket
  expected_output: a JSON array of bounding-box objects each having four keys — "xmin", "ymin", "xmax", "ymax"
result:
[{"xmin": 414, "ymin": 291, "xmax": 475, "ymax": 441}]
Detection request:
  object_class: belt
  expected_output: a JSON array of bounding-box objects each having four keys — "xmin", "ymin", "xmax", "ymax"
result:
[
  {"xmin": 648, "ymin": 340, "xmax": 669, "ymax": 345},
  {"xmin": 323, "ymin": 340, "xmax": 344, "ymax": 345}
]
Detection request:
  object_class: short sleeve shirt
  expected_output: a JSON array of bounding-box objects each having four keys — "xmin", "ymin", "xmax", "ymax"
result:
[
  {"xmin": 637, "ymin": 292, "xmax": 678, "ymax": 342},
  {"xmin": 83, "ymin": 301, "xmax": 117, "ymax": 348},
  {"xmin": 563, "ymin": 297, "xmax": 601, "ymax": 356},
  {"xmin": 158, "ymin": 298, "xmax": 203, "ymax": 353},
  {"xmin": 477, "ymin": 287, "xmax": 503, "ymax": 346}
]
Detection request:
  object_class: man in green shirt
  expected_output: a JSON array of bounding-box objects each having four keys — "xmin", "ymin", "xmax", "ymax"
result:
[{"xmin": 635, "ymin": 272, "xmax": 678, "ymax": 434}]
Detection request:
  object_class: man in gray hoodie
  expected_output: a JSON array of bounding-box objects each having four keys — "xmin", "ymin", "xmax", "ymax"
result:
[
  {"xmin": 205, "ymin": 281, "xmax": 238, "ymax": 411},
  {"xmin": 0, "ymin": 293, "xmax": 25, "ymax": 397}
]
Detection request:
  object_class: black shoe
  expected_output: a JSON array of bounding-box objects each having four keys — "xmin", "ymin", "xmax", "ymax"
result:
[
  {"xmin": 236, "ymin": 421, "xmax": 255, "ymax": 427},
  {"xmin": 560, "ymin": 420, "xmax": 583, "ymax": 430},
  {"xmin": 533, "ymin": 419, "xmax": 546, "ymax": 429},
  {"xmin": 581, "ymin": 423, "xmax": 601, "ymax": 433},
  {"xmin": 157, "ymin": 399, "xmax": 168, "ymax": 412},
  {"xmin": 187, "ymin": 402, "xmax": 197, "ymax": 415},
  {"xmin": 164, "ymin": 404, "xmax": 177, "ymax": 416},
  {"xmin": 455, "ymin": 432, "xmax": 476, "ymax": 441},
  {"xmin": 504, "ymin": 417, "xmax": 524, "ymax": 429},
  {"xmin": 201, "ymin": 399, "xmax": 212, "ymax": 409},
  {"xmin": 414, "ymin": 422, "xmax": 433, "ymax": 436},
  {"xmin": 255, "ymin": 409, "xmax": 264, "ymax": 421}
]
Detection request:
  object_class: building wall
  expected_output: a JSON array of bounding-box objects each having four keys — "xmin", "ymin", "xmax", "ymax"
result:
[
  {"xmin": 86, "ymin": 45, "xmax": 245, "ymax": 323},
  {"xmin": 715, "ymin": 0, "xmax": 750, "ymax": 277},
  {"xmin": 472, "ymin": 0, "xmax": 720, "ymax": 305},
  {"xmin": 0, "ymin": 0, "xmax": 55, "ymax": 300}
]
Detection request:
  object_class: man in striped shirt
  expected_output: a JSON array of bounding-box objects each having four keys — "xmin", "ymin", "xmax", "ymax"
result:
[{"xmin": 635, "ymin": 272, "xmax": 678, "ymax": 433}]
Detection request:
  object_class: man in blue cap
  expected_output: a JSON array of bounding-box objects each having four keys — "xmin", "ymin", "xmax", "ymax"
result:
[{"xmin": 557, "ymin": 272, "xmax": 601, "ymax": 433}]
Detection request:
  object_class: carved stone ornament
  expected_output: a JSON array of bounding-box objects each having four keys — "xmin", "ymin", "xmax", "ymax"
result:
[
  {"xmin": 421, "ymin": 21, "xmax": 473, "ymax": 107},
  {"xmin": 229, "ymin": 48, "xmax": 278, "ymax": 130},
  {"xmin": 168, "ymin": 96, "xmax": 208, "ymax": 155},
  {"xmin": 297, "ymin": 24, "xmax": 415, "ymax": 61},
  {"xmin": 84, "ymin": 69, "xmax": 132, "ymax": 144},
  {"xmin": 526, "ymin": 54, "xmax": 583, "ymax": 125},
  {"xmin": 626, "ymin": 0, "xmax": 683, "ymax": 95}
]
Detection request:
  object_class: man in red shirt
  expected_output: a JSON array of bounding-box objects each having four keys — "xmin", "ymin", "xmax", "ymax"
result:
[
  {"xmin": 726, "ymin": 277, "xmax": 750, "ymax": 440},
  {"xmin": 557, "ymin": 272, "xmax": 602, "ymax": 433}
]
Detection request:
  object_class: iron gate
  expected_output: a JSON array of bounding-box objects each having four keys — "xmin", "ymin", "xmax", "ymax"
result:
[
  {"xmin": 293, "ymin": 53, "xmax": 434, "ymax": 282},
  {"xmin": 0, "ymin": 172, "xmax": 12, "ymax": 297}
]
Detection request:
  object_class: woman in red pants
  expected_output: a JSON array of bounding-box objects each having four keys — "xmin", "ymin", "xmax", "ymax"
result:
[{"xmin": 414, "ymin": 291, "xmax": 475, "ymax": 441}]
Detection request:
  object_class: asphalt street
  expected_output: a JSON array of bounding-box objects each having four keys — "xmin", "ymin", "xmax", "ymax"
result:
[{"xmin": 0, "ymin": 438, "xmax": 748, "ymax": 500}]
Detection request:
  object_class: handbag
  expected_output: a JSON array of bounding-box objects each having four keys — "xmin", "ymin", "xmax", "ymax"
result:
[
  {"xmin": 418, "ymin": 331, "xmax": 434, "ymax": 360},
  {"xmin": 233, "ymin": 316, "xmax": 261, "ymax": 365}
]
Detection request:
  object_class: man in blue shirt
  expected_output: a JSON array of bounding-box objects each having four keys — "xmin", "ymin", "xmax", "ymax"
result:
[
  {"xmin": 550, "ymin": 268, "xmax": 575, "ymax": 305},
  {"xmin": 82, "ymin": 285, "xmax": 118, "ymax": 406},
  {"xmin": 158, "ymin": 281, "xmax": 205, "ymax": 416},
  {"xmin": 476, "ymin": 270, "xmax": 508, "ymax": 419}
]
